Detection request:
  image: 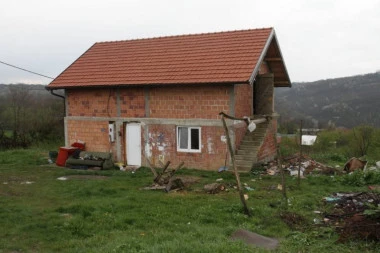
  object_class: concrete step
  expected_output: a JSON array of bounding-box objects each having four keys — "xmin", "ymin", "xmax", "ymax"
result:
[
  {"xmin": 235, "ymin": 159, "xmax": 257, "ymax": 168},
  {"xmin": 236, "ymin": 166, "xmax": 252, "ymax": 172},
  {"xmin": 240, "ymin": 140, "xmax": 262, "ymax": 145},
  {"xmin": 239, "ymin": 144, "xmax": 261, "ymax": 150},
  {"xmin": 236, "ymin": 149, "xmax": 258, "ymax": 155},
  {"xmin": 235, "ymin": 154, "xmax": 256, "ymax": 161}
]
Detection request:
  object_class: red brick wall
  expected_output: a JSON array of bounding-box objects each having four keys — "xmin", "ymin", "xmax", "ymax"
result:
[
  {"xmin": 66, "ymin": 119, "xmax": 111, "ymax": 152},
  {"xmin": 119, "ymin": 88, "xmax": 145, "ymax": 117},
  {"xmin": 257, "ymin": 119, "xmax": 277, "ymax": 162},
  {"xmin": 234, "ymin": 83, "xmax": 252, "ymax": 118},
  {"xmin": 149, "ymin": 85, "xmax": 230, "ymax": 119},
  {"xmin": 142, "ymin": 124, "xmax": 228, "ymax": 170},
  {"xmin": 67, "ymin": 89, "xmax": 117, "ymax": 117}
]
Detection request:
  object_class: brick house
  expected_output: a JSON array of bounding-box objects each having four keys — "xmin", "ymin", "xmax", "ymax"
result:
[{"xmin": 47, "ymin": 28, "xmax": 291, "ymax": 171}]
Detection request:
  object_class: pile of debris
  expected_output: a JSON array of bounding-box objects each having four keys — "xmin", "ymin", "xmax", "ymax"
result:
[
  {"xmin": 264, "ymin": 153, "xmax": 341, "ymax": 177},
  {"xmin": 322, "ymin": 192, "xmax": 380, "ymax": 242}
]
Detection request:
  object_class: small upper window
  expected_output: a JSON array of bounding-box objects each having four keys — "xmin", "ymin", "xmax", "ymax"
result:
[{"xmin": 177, "ymin": 126, "xmax": 201, "ymax": 152}]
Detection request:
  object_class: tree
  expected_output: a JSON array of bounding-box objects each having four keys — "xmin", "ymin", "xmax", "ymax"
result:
[{"xmin": 351, "ymin": 125, "xmax": 374, "ymax": 157}]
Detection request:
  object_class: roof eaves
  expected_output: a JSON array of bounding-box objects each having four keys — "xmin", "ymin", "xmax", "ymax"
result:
[
  {"xmin": 45, "ymin": 80, "xmax": 249, "ymax": 90},
  {"xmin": 271, "ymin": 30, "xmax": 292, "ymax": 87},
  {"xmin": 46, "ymin": 43, "xmax": 98, "ymax": 91}
]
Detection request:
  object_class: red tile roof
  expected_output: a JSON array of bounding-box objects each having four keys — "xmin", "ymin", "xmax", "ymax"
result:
[{"xmin": 48, "ymin": 28, "xmax": 290, "ymax": 89}]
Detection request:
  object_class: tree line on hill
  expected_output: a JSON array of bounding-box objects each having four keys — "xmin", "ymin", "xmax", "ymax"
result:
[
  {"xmin": 0, "ymin": 84, "xmax": 64, "ymax": 148},
  {"xmin": 275, "ymin": 72, "xmax": 380, "ymax": 133}
]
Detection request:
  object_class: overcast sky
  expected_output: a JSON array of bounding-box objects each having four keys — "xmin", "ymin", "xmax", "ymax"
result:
[{"xmin": 1, "ymin": 0, "xmax": 379, "ymax": 85}]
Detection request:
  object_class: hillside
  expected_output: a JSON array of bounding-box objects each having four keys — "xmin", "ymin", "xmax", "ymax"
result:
[{"xmin": 275, "ymin": 72, "xmax": 380, "ymax": 128}]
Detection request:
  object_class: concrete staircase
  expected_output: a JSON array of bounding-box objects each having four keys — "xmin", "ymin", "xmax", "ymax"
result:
[{"xmin": 235, "ymin": 121, "xmax": 269, "ymax": 172}]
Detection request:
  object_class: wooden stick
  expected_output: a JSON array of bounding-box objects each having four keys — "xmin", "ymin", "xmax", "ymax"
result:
[
  {"xmin": 145, "ymin": 158, "xmax": 158, "ymax": 178},
  {"xmin": 220, "ymin": 114, "xmax": 251, "ymax": 217},
  {"xmin": 154, "ymin": 161, "xmax": 171, "ymax": 183}
]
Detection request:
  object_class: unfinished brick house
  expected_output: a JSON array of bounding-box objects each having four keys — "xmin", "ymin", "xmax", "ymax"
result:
[{"xmin": 47, "ymin": 28, "xmax": 291, "ymax": 171}]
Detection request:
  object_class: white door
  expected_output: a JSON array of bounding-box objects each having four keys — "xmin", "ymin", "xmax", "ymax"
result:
[{"xmin": 126, "ymin": 123, "xmax": 141, "ymax": 166}]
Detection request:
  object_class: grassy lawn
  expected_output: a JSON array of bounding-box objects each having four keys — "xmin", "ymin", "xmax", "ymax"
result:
[{"xmin": 1, "ymin": 148, "xmax": 380, "ymax": 252}]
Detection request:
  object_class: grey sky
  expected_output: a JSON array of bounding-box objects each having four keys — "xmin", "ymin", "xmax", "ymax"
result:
[{"xmin": 1, "ymin": 0, "xmax": 379, "ymax": 84}]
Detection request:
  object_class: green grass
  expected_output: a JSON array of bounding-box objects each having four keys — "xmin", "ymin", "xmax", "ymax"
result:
[{"xmin": 1, "ymin": 148, "xmax": 380, "ymax": 252}]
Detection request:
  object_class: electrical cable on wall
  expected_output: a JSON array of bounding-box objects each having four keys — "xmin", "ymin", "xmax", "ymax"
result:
[{"xmin": 0, "ymin": 60, "xmax": 54, "ymax": 79}]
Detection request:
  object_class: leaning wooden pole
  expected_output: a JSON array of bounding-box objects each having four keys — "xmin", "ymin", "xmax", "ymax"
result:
[
  {"xmin": 297, "ymin": 120, "xmax": 303, "ymax": 187},
  {"xmin": 271, "ymin": 120, "xmax": 287, "ymax": 201},
  {"xmin": 220, "ymin": 113, "xmax": 251, "ymax": 217}
]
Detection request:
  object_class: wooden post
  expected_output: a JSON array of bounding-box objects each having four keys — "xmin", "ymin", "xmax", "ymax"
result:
[
  {"xmin": 220, "ymin": 114, "xmax": 251, "ymax": 217},
  {"xmin": 297, "ymin": 120, "xmax": 303, "ymax": 187},
  {"xmin": 271, "ymin": 119, "xmax": 287, "ymax": 201}
]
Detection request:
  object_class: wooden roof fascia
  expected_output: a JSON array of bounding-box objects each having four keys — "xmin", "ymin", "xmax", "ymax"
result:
[
  {"xmin": 248, "ymin": 29, "xmax": 275, "ymax": 85},
  {"xmin": 248, "ymin": 29, "xmax": 291, "ymax": 88}
]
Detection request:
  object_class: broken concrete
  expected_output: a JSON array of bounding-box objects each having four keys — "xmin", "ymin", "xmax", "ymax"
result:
[{"xmin": 230, "ymin": 229, "xmax": 279, "ymax": 250}]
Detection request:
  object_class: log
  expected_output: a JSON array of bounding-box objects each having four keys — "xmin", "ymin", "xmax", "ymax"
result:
[{"xmin": 204, "ymin": 183, "xmax": 225, "ymax": 194}]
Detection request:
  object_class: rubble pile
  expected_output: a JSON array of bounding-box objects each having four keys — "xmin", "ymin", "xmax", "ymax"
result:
[
  {"xmin": 323, "ymin": 192, "xmax": 380, "ymax": 242},
  {"xmin": 263, "ymin": 153, "xmax": 341, "ymax": 177}
]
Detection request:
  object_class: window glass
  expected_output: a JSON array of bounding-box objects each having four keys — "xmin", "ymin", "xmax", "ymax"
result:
[
  {"xmin": 190, "ymin": 128, "xmax": 199, "ymax": 150},
  {"xmin": 178, "ymin": 127, "xmax": 188, "ymax": 149}
]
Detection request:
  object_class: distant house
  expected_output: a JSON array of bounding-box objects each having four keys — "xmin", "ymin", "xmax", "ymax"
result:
[{"xmin": 47, "ymin": 28, "xmax": 291, "ymax": 171}]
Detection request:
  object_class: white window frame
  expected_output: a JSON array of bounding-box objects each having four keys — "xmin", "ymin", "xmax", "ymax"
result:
[{"xmin": 176, "ymin": 126, "xmax": 201, "ymax": 153}]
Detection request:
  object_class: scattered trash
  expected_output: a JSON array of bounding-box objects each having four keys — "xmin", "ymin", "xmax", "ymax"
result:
[
  {"xmin": 20, "ymin": 181, "xmax": 34, "ymax": 185},
  {"xmin": 245, "ymin": 186, "xmax": 254, "ymax": 191},
  {"xmin": 322, "ymin": 192, "xmax": 380, "ymax": 242},
  {"xmin": 216, "ymin": 178, "xmax": 224, "ymax": 182},
  {"xmin": 244, "ymin": 194, "xmax": 249, "ymax": 200},
  {"xmin": 261, "ymin": 153, "xmax": 341, "ymax": 177},
  {"xmin": 277, "ymin": 184, "xmax": 283, "ymax": 191},
  {"xmin": 57, "ymin": 177, "xmax": 68, "ymax": 181},
  {"xmin": 368, "ymin": 185, "xmax": 380, "ymax": 191},
  {"xmin": 344, "ymin": 157, "xmax": 367, "ymax": 172},
  {"xmin": 218, "ymin": 166, "xmax": 228, "ymax": 172}
]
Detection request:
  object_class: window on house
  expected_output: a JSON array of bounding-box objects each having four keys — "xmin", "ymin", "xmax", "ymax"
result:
[{"xmin": 177, "ymin": 126, "xmax": 201, "ymax": 152}]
